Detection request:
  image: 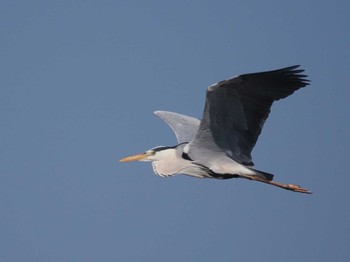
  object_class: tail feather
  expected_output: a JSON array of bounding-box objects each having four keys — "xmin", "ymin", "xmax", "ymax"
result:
[{"xmin": 249, "ymin": 168, "xmax": 274, "ymax": 181}]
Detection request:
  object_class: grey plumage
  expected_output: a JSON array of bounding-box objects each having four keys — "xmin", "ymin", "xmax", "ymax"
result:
[
  {"xmin": 154, "ymin": 111, "xmax": 200, "ymax": 144},
  {"xmin": 189, "ymin": 65, "xmax": 309, "ymax": 166}
]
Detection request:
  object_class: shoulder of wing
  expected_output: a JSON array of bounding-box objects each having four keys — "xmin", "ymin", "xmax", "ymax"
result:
[{"xmin": 207, "ymin": 75, "xmax": 243, "ymax": 92}]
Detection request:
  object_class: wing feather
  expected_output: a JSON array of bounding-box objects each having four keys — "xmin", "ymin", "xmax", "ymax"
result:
[
  {"xmin": 188, "ymin": 65, "xmax": 310, "ymax": 165},
  {"xmin": 154, "ymin": 111, "xmax": 200, "ymax": 144}
]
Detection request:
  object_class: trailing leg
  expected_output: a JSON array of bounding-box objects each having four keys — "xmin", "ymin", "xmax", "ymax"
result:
[{"xmin": 243, "ymin": 175, "xmax": 312, "ymax": 194}]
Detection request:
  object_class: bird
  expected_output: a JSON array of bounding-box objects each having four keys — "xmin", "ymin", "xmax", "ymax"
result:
[{"xmin": 120, "ymin": 65, "xmax": 311, "ymax": 194}]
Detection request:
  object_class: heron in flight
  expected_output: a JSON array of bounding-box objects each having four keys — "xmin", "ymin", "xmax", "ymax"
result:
[{"xmin": 120, "ymin": 65, "xmax": 311, "ymax": 194}]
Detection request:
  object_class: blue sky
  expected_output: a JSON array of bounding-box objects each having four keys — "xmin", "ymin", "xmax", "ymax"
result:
[{"xmin": 1, "ymin": 1, "xmax": 349, "ymax": 261}]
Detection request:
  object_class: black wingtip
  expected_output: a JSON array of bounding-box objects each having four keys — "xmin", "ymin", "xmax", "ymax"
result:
[{"xmin": 279, "ymin": 65, "xmax": 311, "ymax": 86}]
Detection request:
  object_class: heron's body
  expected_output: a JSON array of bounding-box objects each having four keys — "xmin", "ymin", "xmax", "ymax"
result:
[
  {"xmin": 120, "ymin": 66, "xmax": 311, "ymax": 194},
  {"xmin": 148, "ymin": 144, "xmax": 255, "ymax": 179}
]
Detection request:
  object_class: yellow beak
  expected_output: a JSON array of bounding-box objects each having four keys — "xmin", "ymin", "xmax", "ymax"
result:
[{"xmin": 119, "ymin": 153, "xmax": 148, "ymax": 162}]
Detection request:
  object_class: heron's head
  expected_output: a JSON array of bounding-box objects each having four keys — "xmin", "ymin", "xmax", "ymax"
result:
[{"xmin": 119, "ymin": 146, "xmax": 175, "ymax": 163}]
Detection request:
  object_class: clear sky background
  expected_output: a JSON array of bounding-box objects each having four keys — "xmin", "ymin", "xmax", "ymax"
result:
[{"xmin": 1, "ymin": 1, "xmax": 349, "ymax": 261}]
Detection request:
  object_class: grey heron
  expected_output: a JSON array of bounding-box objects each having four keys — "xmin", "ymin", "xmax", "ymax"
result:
[{"xmin": 120, "ymin": 65, "xmax": 311, "ymax": 194}]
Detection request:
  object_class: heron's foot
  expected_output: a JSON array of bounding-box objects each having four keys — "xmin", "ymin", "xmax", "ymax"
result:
[{"xmin": 285, "ymin": 183, "xmax": 312, "ymax": 194}]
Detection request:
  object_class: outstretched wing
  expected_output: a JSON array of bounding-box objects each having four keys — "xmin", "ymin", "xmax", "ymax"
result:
[
  {"xmin": 187, "ymin": 65, "xmax": 310, "ymax": 165},
  {"xmin": 154, "ymin": 111, "xmax": 200, "ymax": 144}
]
